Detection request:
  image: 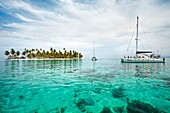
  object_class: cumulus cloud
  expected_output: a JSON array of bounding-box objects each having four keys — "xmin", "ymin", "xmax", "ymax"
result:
[{"xmin": 0, "ymin": 0, "xmax": 170, "ymax": 58}]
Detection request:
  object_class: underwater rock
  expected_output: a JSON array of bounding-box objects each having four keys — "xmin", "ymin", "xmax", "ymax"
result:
[
  {"xmin": 100, "ymin": 107, "xmax": 113, "ymax": 113},
  {"xmin": 32, "ymin": 92, "xmax": 38, "ymax": 96},
  {"xmin": 111, "ymin": 86, "xmax": 126, "ymax": 98},
  {"xmin": 19, "ymin": 95, "xmax": 24, "ymax": 100},
  {"xmin": 81, "ymin": 108, "xmax": 86, "ymax": 112},
  {"xmin": 75, "ymin": 98, "xmax": 86, "ymax": 109},
  {"xmin": 60, "ymin": 106, "xmax": 67, "ymax": 113},
  {"xmin": 165, "ymin": 97, "xmax": 170, "ymax": 101},
  {"xmin": 93, "ymin": 88, "xmax": 101, "ymax": 94},
  {"xmin": 85, "ymin": 97, "xmax": 95, "ymax": 106},
  {"xmin": 74, "ymin": 88, "xmax": 80, "ymax": 93},
  {"xmin": 113, "ymin": 106, "xmax": 125, "ymax": 113},
  {"xmin": 73, "ymin": 98, "xmax": 86, "ymax": 112},
  {"xmin": 74, "ymin": 93, "xmax": 78, "ymax": 97},
  {"xmin": 126, "ymin": 99, "xmax": 166, "ymax": 113},
  {"xmin": 74, "ymin": 97, "xmax": 95, "ymax": 107},
  {"xmin": 73, "ymin": 97, "xmax": 95, "ymax": 112},
  {"xmin": 96, "ymin": 100, "xmax": 99, "ymax": 102}
]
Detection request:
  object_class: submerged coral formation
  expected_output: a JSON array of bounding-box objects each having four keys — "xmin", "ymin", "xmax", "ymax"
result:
[
  {"xmin": 113, "ymin": 106, "xmax": 125, "ymax": 113},
  {"xmin": 111, "ymin": 86, "xmax": 126, "ymax": 98},
  {"xmin": 73, "ymin": 97, "xmax": 95, "ymax": 112},
  {"xmin": 48, "ymin": 106, "xmax": 67, "ymax": 113},
  {"xmin": 100, "ymin": 107, "xmax": 113, "ymax": 113},
  {"xmin": 126, "ymin": 99, "xmax": 166, "ymax": 113},
  {"xmin": 19, "ymin": 95, "xmax": 25, "ymax": 100}
]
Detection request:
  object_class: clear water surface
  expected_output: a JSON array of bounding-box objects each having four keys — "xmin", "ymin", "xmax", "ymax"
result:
[{"xmin": 0, "ymin": 59, "xmax": 170, "ymax": 113}]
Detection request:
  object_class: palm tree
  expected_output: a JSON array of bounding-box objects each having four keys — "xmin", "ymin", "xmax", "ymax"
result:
[
  {"xmin": 22, "ymin": 51, "xmax": 26, "ymax": 56},
  {"xmin": 5, "ymin": 50, "xmax": 10, "ymax": 56},
  {"xmin": 26, "ymin": 49, "xmax": 29, "ymax": 54},
  {"xmin": 59, "ymin": 50, "xmax": 63, "ymax": 58},
  {"xmin": 73, "ymin": 51, "xmax": 78, "ymax": 58},
  {"xmin": 68, "ymin": 50, "xmax": 72, "ymax": 58},
  {"xmin": 50, "ymin": 47, "xmax": 54, "ymax": 58},
  {"xmin": 32, "ymin": 53, "xmax": 35, "ymax": 58},
  {"xmin": 16, "ymin": 51, "xmax": 20, "ymax": 57},
  {"xmin": 52, "ymin": 49, "xmax": 56, "ymax": 58},
  {"xmin": 50, "ymin": 47, "xmax": 53, "ymax": 52},
  {"xmin": 55, "ymin": 52, "xmax": 59, "ymax": 58},
  {"xmin": 11, "ymin": 48, "xmax": 15, "ymax": 56},
  {"xmin": 64, "ymin": 50, "xmax": 67, "ymax": 58},
  {"xmin": 22, "ymin": 50, "xmax": 27, "ymax": 59},
  {"xmin": 5, "ymin": 50, "xmax": 10, "ymax": 58},
  {"xmin": 42, "ymin": 50, "xmax": 46, "ymax": 58},
  {"xmin": 32, "ymin": 49, "xmax": 35, "ymax": 52},
  {"xmin": 10, "ymin": 48, "xmax": 16, "ymax": 58},
  {"xmin": 46, "ymin": 51, "xmax": 50, "ymax": 58},
  {"xmin": 79, "ymin": 53, "xmax": 83, "ymax": 58},
  {"xmin": 28, "ymin": 50, "xmax": 31, "ymax": 54},
  {"xmin": 27, "ymin": 54, "xmax": 31, "ymax": 59},
  {"xmin": 36, "ymin": 50, "xmax": 41, "ymax": 58}
]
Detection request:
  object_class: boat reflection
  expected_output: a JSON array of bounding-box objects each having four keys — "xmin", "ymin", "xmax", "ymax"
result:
[
  {"xmin": 121, "ymin": 63, "xmax": 165, "ymax": 77},
  {"xmin": 92, "ymin": 60, "xmax": 96, "ymax": 73},
  {"xmin": 63, "ymin": 59, "xmax": 82, "ymax": 73}
]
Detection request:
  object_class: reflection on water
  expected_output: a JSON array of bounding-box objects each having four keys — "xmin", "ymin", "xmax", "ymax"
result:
[
  {"xmin": 121, "ymin": 63, "xmax": 165, "ymax": 77},
  {"xmin": 92, "ymin": 61, "xmax": 96, "ymax": 73},
  {"xmin": 3, "ymin": 60, "xmax": 82, "ymax": 75}
]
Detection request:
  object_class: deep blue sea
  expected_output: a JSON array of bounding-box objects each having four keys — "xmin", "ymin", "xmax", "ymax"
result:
[{"xmin": 0, "ymin": 59, "xmax": 170, "ymax": 113}]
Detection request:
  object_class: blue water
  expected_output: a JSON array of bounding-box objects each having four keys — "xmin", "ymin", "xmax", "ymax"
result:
[{"xmin": 0, "ymin": 59, "xmax": 170, "ymax": 113}]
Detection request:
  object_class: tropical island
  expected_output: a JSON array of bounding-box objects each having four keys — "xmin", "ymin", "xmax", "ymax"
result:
[{"xmin": 4, "ymin": 47, "xmax": 83, "ymax": 60}]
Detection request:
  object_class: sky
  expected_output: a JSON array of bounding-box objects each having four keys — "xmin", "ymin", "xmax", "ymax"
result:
[{"xmin": 0, "ymin": 0, "xmax": 170, "ymax": 59}]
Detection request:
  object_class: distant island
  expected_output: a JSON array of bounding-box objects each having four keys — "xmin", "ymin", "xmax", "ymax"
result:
[{"xmin": 4, "ymin": 48, "xmax": 83, "ymax": 60}]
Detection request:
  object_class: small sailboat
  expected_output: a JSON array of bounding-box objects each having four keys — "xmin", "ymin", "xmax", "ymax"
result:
[
  {"xmin": 121, "ymin": 17, "xmax": 165, "ymax": 63},
  {"xmin": 92, "ymin": 42, "xmax": 97, "ymax": 61}
]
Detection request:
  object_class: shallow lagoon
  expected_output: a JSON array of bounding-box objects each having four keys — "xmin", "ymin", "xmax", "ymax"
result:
[{"xmin": 0, "ymin": 59, "xmax": 170, "ymax": 113}]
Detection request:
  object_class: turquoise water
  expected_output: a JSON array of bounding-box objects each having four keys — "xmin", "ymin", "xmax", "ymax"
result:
[{"xmin": 0, "ymin": 59, "xmax": 170, "ymax": 113}]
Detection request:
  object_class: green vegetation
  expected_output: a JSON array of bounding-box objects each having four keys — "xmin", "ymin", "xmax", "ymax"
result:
[{"xmin": 4, "ymin": 48, "xmax": 83, "ymax": 60}]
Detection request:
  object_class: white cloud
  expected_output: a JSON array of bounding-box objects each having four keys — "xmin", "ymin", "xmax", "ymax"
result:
[
  {"xmin": 15, "ymin": 14, "xmax": 37, "ymax": 22},
  {"xmin": 0, "ymin": 0, "xmax": 170, "ymax": 58}
]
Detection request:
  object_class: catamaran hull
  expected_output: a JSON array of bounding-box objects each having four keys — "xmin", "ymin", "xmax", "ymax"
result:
[{"xmin": 121, "ymin": 58, "xmax": 165, "ymax": 63}]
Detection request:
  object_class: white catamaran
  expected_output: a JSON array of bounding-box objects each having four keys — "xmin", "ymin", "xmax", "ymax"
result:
[{"xmin": 121, "ymin": 17, "xmax": 165, "ymax": 63}]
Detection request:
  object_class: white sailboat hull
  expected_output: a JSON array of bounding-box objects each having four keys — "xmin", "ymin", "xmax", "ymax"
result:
[
  {"xmin": 92, "ymin": 57, "xmax": 97, "ymax": 61},
  {"xmin": 121, "ymin": 58, "xmax": 165, "ymax": 63}
]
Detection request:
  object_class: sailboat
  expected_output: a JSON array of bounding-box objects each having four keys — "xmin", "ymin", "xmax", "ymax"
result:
[
  {"xmin": 121, "ymin": 17, "xmax": 165, "ymax": 63},
  {"xmin": 92, "ymin": 42, "xmax": 97, "ymax": 61}
]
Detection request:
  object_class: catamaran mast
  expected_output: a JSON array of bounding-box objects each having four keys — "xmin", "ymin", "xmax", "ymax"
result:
[
  {"xmin": 93, "ymin": 41, "xmax": 95, "ymax": 57},
  {"xmin": 136, "ymin": 16, "xmax": 139, "ymax": 57}
]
